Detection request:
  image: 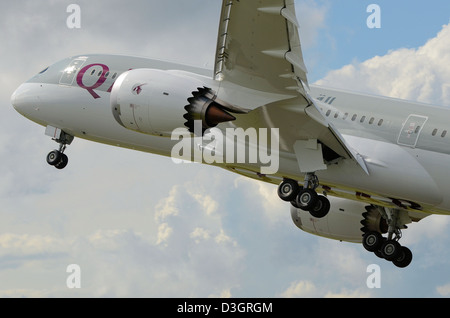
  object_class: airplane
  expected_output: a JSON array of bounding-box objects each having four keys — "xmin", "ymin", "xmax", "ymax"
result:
[{"xmin": 10, "ymin": 0, "xmax": 450, "ymax": 268}]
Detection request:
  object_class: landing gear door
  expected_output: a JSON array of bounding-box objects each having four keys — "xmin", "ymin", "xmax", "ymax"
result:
[
  {"xmin": 397, "ymin": 114, "xmax": 428, "ymax": 148},
  {"xmin": 59, "ymin": 57, "xmax": 87, "ymax": 86}
]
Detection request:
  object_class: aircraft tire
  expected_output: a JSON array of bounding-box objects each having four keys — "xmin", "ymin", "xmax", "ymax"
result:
[
  {"xmin": 381, "ymin": 240, "xmax": 401, "ymax": 261},
  {"xmin": 392, "ymin": 246, "xmax": 413, "ymax": 268},
  {"xmin": 296, "ymin": 188, "xmax": 318, "ymax": 211},
  {"xmin": 278, "ymin": 179, "xmax": 300, "ymax": 202},
  {"xmin": 47, "ymin": 150, "xmax": 62, "ymax": 166},
  {"xmin": 309, "ymin": 195, "xmax": 330, "ymax": 218},
  {"xmin": 55, "ymin": 153, "xmax": 69, "ymax": 170},
  {"xmin": 362, "ymin": 231, "xmax": 383, "ymax": 252}
]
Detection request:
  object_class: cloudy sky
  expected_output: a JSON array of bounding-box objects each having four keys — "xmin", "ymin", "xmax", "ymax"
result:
[{"xmin": 2, "ymin": 0, "xmax": 450, "ymax": 298}]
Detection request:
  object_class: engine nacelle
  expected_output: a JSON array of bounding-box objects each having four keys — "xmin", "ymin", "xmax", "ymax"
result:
[
  {"xmin": 110, "ymin": 69, "xmax": 205, "ymax": 136},
  {"xmin": 110, "ymin": 69, "xmax": 239, "ymax": 137},
  {"xmin": 290, "ymin": 197, "xmax": 387, "ymax": 243}
]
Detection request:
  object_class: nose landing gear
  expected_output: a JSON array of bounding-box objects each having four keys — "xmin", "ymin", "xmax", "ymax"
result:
[
  {"xmin": 45, "ymin": 126, "xmax": 73, "ymax": 170},
  {"xmin": 47, "ymin": 145, "xmax": 69, "ymax": 170}
]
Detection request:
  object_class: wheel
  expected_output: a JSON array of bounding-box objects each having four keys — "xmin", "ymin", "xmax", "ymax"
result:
[
  {"xmin": 373, "ymin": 237, "xmax": 387, "ymax": 258},
  {"xmin": 362, "ymin": 231, "xmax": 383, "ymax": 252},
  {"xmin": 381, "ymin": 240, "xmax": 401, "ymax": 261},
  {"xmin": 309, "ymin": 195, "xmax": 330, "ymax": 218},
  {"xmin": 278, "ymin": 179, "xmax": 300, "ymax": 202},
  {"xmin": 295, "ymin": 188, "xmax": 318, "ymax": 211},
  {"xmin": 392, "ymin": 246, "xmax": 413, "ymax": 268},
  {"xmin": 55, "ymin": 153, "xmax": 69, "ymax": 170},
  {"xmin": 46, "ymin": 150, "xmax": 61, "ymax": 166}
]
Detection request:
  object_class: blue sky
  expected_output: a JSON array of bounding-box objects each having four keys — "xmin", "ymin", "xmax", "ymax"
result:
[
  {"xmin": 2, "ymin": 0, "xmax": 450, "ymax": 298},
  {"xmin": 305, "ymin": 0, "xmax": 450, "ymax": 81}
]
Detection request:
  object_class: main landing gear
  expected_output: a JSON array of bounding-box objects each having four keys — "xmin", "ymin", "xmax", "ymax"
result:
[
  {"xmin": 45, "ymin": 127, "xmax": 74, "ymax": 170},
  {"xmin": 278, "ymin": 174, "xmax": 330, "ymax": 218},
  {"xmin": 362, "ymin": 208, "xmax": 413, "ymax": 268}
]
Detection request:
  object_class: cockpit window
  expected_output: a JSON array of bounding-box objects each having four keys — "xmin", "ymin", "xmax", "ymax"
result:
[
  {"xmin": 59, "ymin": 57, "xmax": 87, "ymax": 85},
  {"xmin": 39, "ymin": 67, "xmax": 49, "ymax": 74}
]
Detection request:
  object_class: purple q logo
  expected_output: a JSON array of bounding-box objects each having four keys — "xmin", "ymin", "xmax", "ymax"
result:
[{"xmin": 76, "ymin": 63, "xmax": 111, "ymax": 99}]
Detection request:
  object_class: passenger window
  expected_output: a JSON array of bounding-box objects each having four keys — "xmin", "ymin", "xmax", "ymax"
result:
[
  {"xmin": 432, "ymin": 129, "xmax": 438, "ymax": 136},
  {"xmin": 378, "ymin": 119, "xmax": 383, "ymax": 126},
  {"xmin": 360, "ymin": 116, "xmax": 366, "ymax": 123},
  {"xmin": 326, "ymin": 110, "xmax": 331, "ymax": 117},
  {"xmin": 369, "ymin": 117, "xmax": 375, "ymax": 125},
  {"xmin": 351, "ymin": 114, "xmax": 357, "ymax": 121},
  {"xmin": 442, "ymin": 130, "xmax": 447, "ymax": 138}
]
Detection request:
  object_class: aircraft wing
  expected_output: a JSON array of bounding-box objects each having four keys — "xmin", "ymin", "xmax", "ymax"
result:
[
  {"xmin": 214, "ymin": 0, "xmax": 308, "ymax": 96},
  {"xmin": 213, "ymin": 0, "xmax": 369, "ymax": 174}
]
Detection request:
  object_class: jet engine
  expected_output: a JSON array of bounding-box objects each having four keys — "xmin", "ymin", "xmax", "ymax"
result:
[
  {"xmin": 110, "ymin": 69, "xmax": 239, "ymax": 137},
  {"xmin": 290, "ymin": 197, "xmax": 388, "ymax": 243}
]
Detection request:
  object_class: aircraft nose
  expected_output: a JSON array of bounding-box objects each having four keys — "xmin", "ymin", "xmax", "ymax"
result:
[
  {"xmin": 11, "ymin": 83, "xmax": 26, "ymax": 111},
  {"xmin": 11, "ymin": 86, "xmax": 19, "ymax": 109},
  {"xmin": 11, "ymin": 83, "xmax": 37, "ymax": 117}
]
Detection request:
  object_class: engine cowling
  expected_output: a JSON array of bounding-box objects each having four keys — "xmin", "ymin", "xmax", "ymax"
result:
[
  {"xmin": 290, "ymin": 197, "xmax": 387, "ymax": 243},
  {"xmin": 110, "ymin": 69, "xmax": 238, "ymax": 137}
]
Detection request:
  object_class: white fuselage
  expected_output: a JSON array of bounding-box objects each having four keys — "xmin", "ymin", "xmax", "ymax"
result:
[{"xmin": 11, "ymin": 54, "xmax": 450, "ymax": 216}]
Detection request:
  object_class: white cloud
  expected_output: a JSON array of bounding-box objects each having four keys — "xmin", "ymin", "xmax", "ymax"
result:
[
  {"xmin": 156, "ymin": 223, "xmax": 173, "ymax": 246},
  {"xmin": 296, "ymin": 0, "xmax": 330, "ymax": 49},
  {"xmin": 436, "ymin": 283, "xmax": 450, "ymax": 296},
  {"xmin": 155, "ymin": 186, "xmax": 181, "ymax": 222},
  {"xmin": 188, "ymin": 192, "xmax": 219, "ymax": 217},
  {"xmin": 402, "ymin": 215, "xmax": 450, "ymax": 246},
  {"xmin": 0, "ymin": 233, "xmax": 67, "ymax": 258},
  {"xmin": 315, "ymin": 241, "xmax": 367, "ymax": 279},
  {"xmin": 233, "ymin": 177, "xmax": 287, "ymax": 225},
  {"xmin": 316, "ymin": 23, "xmax": 450, "ymax": 106},
  {"xmin": 0, "ymin": 178, "xmax": 247, "ymax": 297},
  {"xmin": 190, "ymin": 227, "xmax": 211, "ymax": 243},
  {"xmin": 280, "ymin": 280, "xmax": 317, "ymax": 297},
  {"xmin": 324, "ymin": 289, "xmax": 371, "ymax": 298}
]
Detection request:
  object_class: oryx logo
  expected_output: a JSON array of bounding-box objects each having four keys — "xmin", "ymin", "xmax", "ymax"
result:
[{"xmin": 132, "ymin": 83, "xmax": 147, "ymax": 95}]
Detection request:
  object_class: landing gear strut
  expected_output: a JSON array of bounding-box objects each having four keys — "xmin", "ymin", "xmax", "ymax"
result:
[
  {"xmin": 45, "ymin": 126, "xmax": 74, "ymax": 170},
  {"xmin": 278, "ymin": 173, "xmax": 330, "ymax": 218},
  {"xmin": 362, "ymin": 207, "xmax": 413, "ymax": 268}
]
